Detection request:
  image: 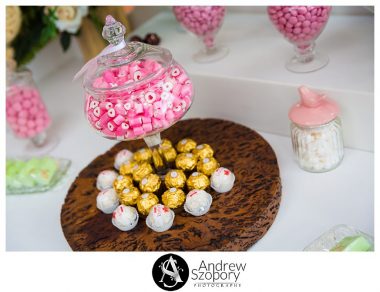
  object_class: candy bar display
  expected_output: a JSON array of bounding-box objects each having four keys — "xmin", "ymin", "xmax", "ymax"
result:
[
  {"xmin": 93, "ymin": 136, "xmax": 235, "ymax": 232},
  {"xmin": 289, "ymin": 86, "xmax": 344, "ymax": 172},
  {"xmin": 268, "ymin": 6, "xmax": 331, "ymax": 73},
  {"xmin": 6, "ymin": 157, "xmax": 70, "ymax": 194},
  {"xmin": 6, "ymin": 68, "xmax": 55, "ymax": 151},
  {"xmin": 173, "ymin": 6, "xmax": 229, "ymax": 63}
]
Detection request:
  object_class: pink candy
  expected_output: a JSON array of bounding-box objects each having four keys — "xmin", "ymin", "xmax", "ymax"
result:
[
  {"xmin": 6, "ymin": 85, "xmax": 51, "ymax": 139},
  {"xmin": 268, "ymin": 6, "xmax": 331, "ymax": 45},
  {"xmin": 173, "ymin": 6, "xmax": 226, "ymax": 49},
  {"xmin": 85, "ymin": 59, "xmax": 193, "ymax": 140}
]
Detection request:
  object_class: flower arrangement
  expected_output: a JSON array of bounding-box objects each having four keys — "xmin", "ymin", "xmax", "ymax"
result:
[{"xmin": 8, "ymin": 6, "xmax": 105, "ymax": 67}]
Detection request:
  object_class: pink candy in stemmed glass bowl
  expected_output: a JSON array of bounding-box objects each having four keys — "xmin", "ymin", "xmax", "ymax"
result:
[
  {"xmin": 267, "ymin": 6, "xmax": 332, "ymax": 73},
  {"xmin": 173, "ymin": 6, "xmax": 229, "ymax": 63},
  {"xmin": 80, "ymin": 16, "xmax": 194, "ymax": 174}
]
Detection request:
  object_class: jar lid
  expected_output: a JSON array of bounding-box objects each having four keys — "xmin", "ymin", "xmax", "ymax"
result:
[{"xmin": 289, "ymin": 86, "xmax": 339, "ymax": 126}]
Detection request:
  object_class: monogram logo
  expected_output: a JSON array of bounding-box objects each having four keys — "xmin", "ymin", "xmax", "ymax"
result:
[{"xmin": 152, "ymin": 254, "xmax": 189, "ymax": 291}]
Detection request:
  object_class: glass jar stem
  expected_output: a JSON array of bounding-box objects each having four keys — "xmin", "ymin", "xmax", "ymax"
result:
[
  {"xmin": 143, "ymin": 133, "xmax": 168, "ymax": 175},
  {"xmin": 294, "ymin": 41, "xmax": 316, "ymax": 64},
  {"xmin": 30, "ymin": 131, "xmax": 47, "ymax": 147}
]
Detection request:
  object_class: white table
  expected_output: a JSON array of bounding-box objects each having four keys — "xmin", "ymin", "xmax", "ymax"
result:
[{"xmin": 6, "ymin": 12, "xmax": 374, "ymax": 251}]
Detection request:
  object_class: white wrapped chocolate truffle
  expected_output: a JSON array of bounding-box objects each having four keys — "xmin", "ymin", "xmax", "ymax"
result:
[
  {"xmin": 184, "ymin": 189, "xmax": 212, "ymax": 216},
  {"xmin": 96, "ymin": 188, "xmax": 119, "ymax": 214},
  {"xmin": 210, "ymin": 167, "xmax": 235, "ymax": 193},
  {"xmin": 146, "ymin": 204, "xmax": 175, "ymax": 232},
  {"xmin": 96, "ymin": 170, "xmax": 118, "ymax": 190},
  {"xmin": 114, "ymin": 149, "xmax": 133, "ymax": 170},
  {"xmin": 112, "ymin": 205, "xmax": 139, "ymax": 231}
]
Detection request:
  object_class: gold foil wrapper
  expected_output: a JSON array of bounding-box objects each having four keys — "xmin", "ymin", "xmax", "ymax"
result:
[
  {"xmin": 176, "ymin": 138, "xmax": 197, "ymax": 153},
  {"xmin": 192, "ymin": 144, "xmax": 214, "ymax": 159},
  {"xmin": 118, "ymin": 186, "xmax": 141, "ymax": 205},
  {"xmin": 160, "ymin": 138, "xmax": 173, "ymax": 149},
  {"xmin": 197, "ymin": 157, "xmax": 220, "ymax": 176},
  {"xmin": 162, "ymin": 187, "xmax": 186, "ymax": 209},
  {"xmin": 164, "ymin": 169, "xmax": 187, "ymax": 189},
  {"xmin": 186, "ymin": 172, "xmax": 210, "ymax": 190},
  {"xmin": 152, "ymin": 148, "xmax": 165, "ymax": 170},
  {"xmin": 119, "ymin": 160, "xmax": 137, "ymax": 176},
  {"xmin": 132, "ymin": 162, "xmax": 153, "ymax": 182},
  {"xmin": 161, "ymin": 146, "xmax": 177, "ymax": 163},
  {"xmin": 175, "ymin": 153, "xmax": 197, "ymax": 171},
  {"xmin": 139, "ymin": 173, "xmax": 161, "ymax": 193},
  {"xmin": 133, "ymin": 148, "xmax": 152, "ymax": 163},
  {"xmin": 113, "ymin": 175, "xmax": 134, "ymax": 193},
  {"xmin": 137, "ymin": 193, "xmax": 159, "ymax": 216}
]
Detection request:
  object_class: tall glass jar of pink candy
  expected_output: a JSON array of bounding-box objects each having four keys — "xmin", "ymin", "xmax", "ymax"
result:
[
  {"xmin": 173, "ymin": 6, "xmax": 228, "ymax": 63},
  {"xmin": 268, "ymin": 6, "xmax": 332, "ymax": 73},
  {"xmin": 81, "ymin": 16, "xmax": 194, "ymax": 173},
  {"xmin": 6, "ymin": 68, "xmax": 55, "ymax": 152}
]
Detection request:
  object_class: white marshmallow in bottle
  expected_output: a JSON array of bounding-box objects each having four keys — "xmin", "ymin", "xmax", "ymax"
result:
[
  {"xmin": 184, "ymin": 189, "xmax": 212, "ymax": 216},
  {"xmin": 96, "ymin": 169, "xmax": 118, "ymax": 190},
  {"xmin": 96, "ymin": 188, "xmax": 119, "ymax": 214},
  {"xmin": 146, "ymin": 204, "xmax": 175, "ymax": 232},
  {"xmin": 210, "ymin": 167, "xmax": 235, "ymax": 193},
  {"xmin": 112, "ymin": 205, "xmax": 139, "ymax": 231},
  {"xmin": 114, "ymin": 149, "xmax": 133, "ymax": 170}
]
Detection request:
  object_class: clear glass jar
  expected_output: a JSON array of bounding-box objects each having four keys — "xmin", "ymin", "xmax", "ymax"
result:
[
  {"xmin": 82, "ymin": 17, "xmax": 194, "ymax": 142},
  {"xmin": 291, "ymin": 118, "xmax": 344, "ymax": 172},
  {"xmin": 6, "ymin": 68, "xmax": 51, "ymax": 146}
]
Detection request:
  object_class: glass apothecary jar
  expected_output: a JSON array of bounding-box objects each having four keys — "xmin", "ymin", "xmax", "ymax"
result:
[
  {"xmin": 289, "ymin": 86, "xmax": 344, "ymax": 172},
  {"xmin": 6, "ymin": 67, "xmax": 53, "ymax": 149},
  {"xmin": 82, "ymin": 16, "xmax": 194, "ymax": 142}
]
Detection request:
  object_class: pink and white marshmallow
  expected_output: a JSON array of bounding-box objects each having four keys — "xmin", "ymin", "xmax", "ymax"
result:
[
  {"xmin": 112, "ymin": 205, "xmax": 139, "ymax": 231},
  {"xmin": 210, "ymin": 167, "xmax": 235, "ymax": 193},
  {"xmin": 114, "ymin": 149, "xmax": 134, "ymax": 170},
  {"xmin": 184, "ymin": 189, "xmax": 212, "ymax": 216},
  {"xmin": 146, "ymin": 204, "xmax": 175, "ymax": 232},
  {"xmin": 96, "ymin": 169, "xmax": 118, "ymax": 190},
  {"xmin": 96, "ymin": 188, "xmax": 119, "ymax": 214}
]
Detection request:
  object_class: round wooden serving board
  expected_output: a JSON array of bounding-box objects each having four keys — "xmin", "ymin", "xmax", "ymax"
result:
[{"xmin": 61, "ymin": 119, "xmax": 281, "ymax": 251}]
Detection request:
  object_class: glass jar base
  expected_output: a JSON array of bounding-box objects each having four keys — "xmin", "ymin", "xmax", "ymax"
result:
[
  {"xmin": 193, "ymin": 45, "xmax": 229, "ymax": 63},
  {"xmin": 286, "ymin": 51, "xmax": 329, "ymax": 73},
  {"xmin": 24, "ymin": 134, "xmax": 59, "ymax": 156}
]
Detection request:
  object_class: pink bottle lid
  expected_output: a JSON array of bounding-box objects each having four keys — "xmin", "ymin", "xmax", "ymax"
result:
[{"xmin": 289, "ymin": 86, "xmax": 340, "ymax": 127}]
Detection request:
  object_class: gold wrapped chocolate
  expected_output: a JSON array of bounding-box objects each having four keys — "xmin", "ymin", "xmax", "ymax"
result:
[
  {"xmin": 186, "ymin": 172, "xmax": 210, "ymax": 190},
  {"xmin": 161, "ymin": 146, "xmax": 177, "ymax": 163},
  {"xmin": 137, "ymin": 193, "xmax": 159, "ymax": 216},
  {"xmin": 175, "ymin": 153, "xmax": 197, "ymax": 171},
  {"xmin": 113, "ymin": 175, "xmax": 134, "ymax": 193},
  {"xmin": 118, "ymin": 186, "xmax": 141, "ymax": 205},
  {"xmin": 139, "ymin": 173, "xmax": 161, "ymax": 193},
  {"xmin": 152, "ymin": 148, "xmax": 165, "ymax": 170},
  {"xmin": 165, "ymin": 169, "xmax": 187, "ymax": 188},
  {"xmin": 176, "ymin": 138, "xmax": 197, "ymax": 153},
  {"xmin": 133, "ymin": 148, "xmax": 152, "ymax": 163},
  {"xmin": 197, "ymin": 157, "xmax": 220, "ymax": 176},
  {"xmin": 192, "ymin": 144, "xmax": 214, "ymax": 159},
  {"xmin": 160, "ymin": 138, "xmax": 173, "ymax": 149},
  {"xmin": 119, "ymin": 160, "xmax": 137, "ymax": 176},
  {"xmin": 132, "ymin": 162, "xmax": 153, "ymax": 182},
  {"xmin": 162, "ymin": 187, "xmax": 186, "ymax": 209}
]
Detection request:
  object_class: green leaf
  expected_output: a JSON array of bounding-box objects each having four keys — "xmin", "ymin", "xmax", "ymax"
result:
[{"xmin": 60, "ymin": 32, "xmax": 71, "ymax": 52}]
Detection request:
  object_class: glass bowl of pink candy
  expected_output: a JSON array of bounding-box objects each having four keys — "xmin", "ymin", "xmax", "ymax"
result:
[
  {"xmin": 6, "ymin": 68, "xmax": 51, "ymax": 143},
  {"xmin": 267, "ymin": 6, "xmax": 332, "ymax": 73},
  {"xmin": 173, "ymin": 6, "xmax": 228, "ymax": 63},
  {"xmin": 83, "ymin": 42, "xmax": 194, "ymax": 141}
]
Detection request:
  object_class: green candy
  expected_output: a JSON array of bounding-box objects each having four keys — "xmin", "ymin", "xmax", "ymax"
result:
[{"xmin": 331, "ymin": 236, "xmax": 373, "ymax": 252}]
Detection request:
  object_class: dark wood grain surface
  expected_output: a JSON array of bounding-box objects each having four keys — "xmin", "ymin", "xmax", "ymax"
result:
[{"xmin": 61, "ymin": 119, "xmax": 282, "ymax": 251}]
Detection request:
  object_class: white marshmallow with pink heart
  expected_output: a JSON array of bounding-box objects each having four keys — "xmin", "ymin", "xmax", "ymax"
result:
[
  {"xmin": 85, "ymin": 59, "xmax": 193, "ymax": 141},
  {"xmin": 210, "ymin": 167, "xmax": 235, "ymax": 193}
]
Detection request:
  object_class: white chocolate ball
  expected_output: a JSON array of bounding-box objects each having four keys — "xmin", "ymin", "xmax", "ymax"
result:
[
  {"xmin": 96, "ymin": 170, "xmax": 118, "ymax": 191},
  {"xmin": 112, "ymin": 205, "xmax": 139, "ymax": 231},
  {"xmin": 114, "ymin": 149, "xmax": 133, "ymax": 170},
  {"xmin": 184, "ymin": 189, "xmax": 212, "ymax": 216},
  {"xmin": 146, "ymin": 204, "xmax": 175, "ymax": 232},
  {"xmin": 210, "ymin": 167, "xmax": 235, "ymax": 193},
  {"xmin": 96, "ymin": 188, "xmax": 119, "ymax": 214}
]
